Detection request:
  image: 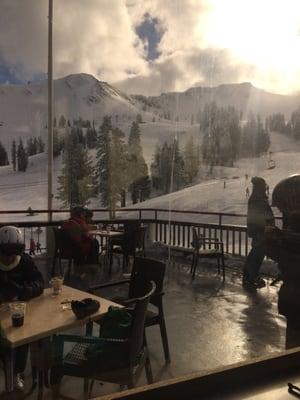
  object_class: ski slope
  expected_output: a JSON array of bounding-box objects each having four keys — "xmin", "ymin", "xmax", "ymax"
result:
[{"xmin": 0, "ymin": 131, "xmax": 298, "ymax": 226}]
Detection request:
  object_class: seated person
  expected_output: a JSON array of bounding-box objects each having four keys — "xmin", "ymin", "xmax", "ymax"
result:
[
  {"xmin": 0, "ymin": 225, "xmax": 44, "ymax": 390},
  {"xmin": 83, "ymin": 208, "xmax": 96, "ymax": 230},
  {"xmin": 62, "ymin": 206, "xmax": 99, "ymax": 264}
]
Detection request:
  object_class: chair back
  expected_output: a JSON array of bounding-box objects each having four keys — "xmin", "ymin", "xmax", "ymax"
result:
[
  {"xmin": 129, "ymin": 257, "xmax": 166, "ymax": 308},
  {"xmin": 123, "ymin": 221, "xmax": 142, "ymax": 256},
  {"xmin": 192, "ymin": 227, "xmax": 204, "ymax": 250},
  {"xmin": 52, "ymin": 227, "xmax": 74, "ymax": 259},
  {"xmin": 129, "ymin": 280, "xmax": 156, "ymax": 366},
  {"xmin": 135, "ymin": 226, "xmax": 147, "ymax": 252}
]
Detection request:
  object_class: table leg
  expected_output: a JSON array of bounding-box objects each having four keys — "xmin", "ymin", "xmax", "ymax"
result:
[{"xmin": 4, "ymin": 348, "xmax": 14, "ymax": 392}]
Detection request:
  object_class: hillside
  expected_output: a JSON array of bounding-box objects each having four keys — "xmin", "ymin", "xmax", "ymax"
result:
[
  {"xmin": 130, "ymin": 132, "xmax": 300, "ymax": 225},
  {"xmin": 141, "ymin": 82, "xmax": 300, "ymax": 122},
  {"xmin": 0, "ymin": 73, "xmax": 143, "ymax": 150},
  {"xmin": 0, "ymin": 131, "xmax": 299, "ymax": 224},
  {"xmin": 1, "ymin": 74, "xmax": 300, "ymax": 154}
]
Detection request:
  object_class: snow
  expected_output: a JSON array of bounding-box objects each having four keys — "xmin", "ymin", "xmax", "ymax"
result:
[
  {"xmin": 0, "ymin": 73, "xmax": 300, "ymax": 229},
  {"xmin": 130, "ymin": 132, "xmax": 300, "ymax": 225}
]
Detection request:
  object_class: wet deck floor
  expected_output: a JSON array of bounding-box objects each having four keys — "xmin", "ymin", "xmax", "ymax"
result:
[{"xmin": 0, "ymin": 251, "xmax": 286, "ymax": 399}]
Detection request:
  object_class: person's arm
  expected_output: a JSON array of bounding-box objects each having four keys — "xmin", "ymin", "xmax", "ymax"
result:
[
  {"xmin": 18, "ymin": 254, "xmax": 44, "ymax": 301},
  {"xmin": 0, "ymin": 277, "xmax": 19, "ymax": 302}
]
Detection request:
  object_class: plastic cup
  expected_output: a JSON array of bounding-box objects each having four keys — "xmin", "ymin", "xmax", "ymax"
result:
[
  {"xmin": 9, "ymin": 302, "xmax": 26, "ymax": 327},
  {"xmin": 50, "ymin": 276, "xmax": 64, "ymax": 295}
]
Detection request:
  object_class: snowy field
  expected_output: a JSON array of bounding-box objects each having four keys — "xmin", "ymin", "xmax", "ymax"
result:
[{"xmin": 0, "ymin": 131, "xmax": 299, "ymax": 228}]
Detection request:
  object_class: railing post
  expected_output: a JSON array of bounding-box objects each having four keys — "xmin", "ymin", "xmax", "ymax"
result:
[
  {"xmin": 139, "ymin": 209, "xmax": 142, "ymax": 221},
  {"xmin": 155, "ymin": 210, "xmax": 158, "ymax": 242},
  {"xmin": 219, "ymin": 214, "xmax": 223, "ymax": 246}
]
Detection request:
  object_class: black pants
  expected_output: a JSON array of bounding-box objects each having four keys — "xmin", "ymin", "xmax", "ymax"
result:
[
  {"xmin": 15, "ymin": 345, "xmax": 28, "ymax": 374},
  {"xmin": 74, "ymin": 239, "xmax": 99, "ymax": 265}
]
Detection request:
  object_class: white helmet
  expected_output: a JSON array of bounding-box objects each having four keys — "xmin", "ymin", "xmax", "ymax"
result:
[{"xmin": 0, "ymin": 226, "xmax": 25, "ymax": 255}]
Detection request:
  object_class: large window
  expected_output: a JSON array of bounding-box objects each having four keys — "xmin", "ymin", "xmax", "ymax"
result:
[{"xmin": 1, "ymin": 1, "xmax": 300, "ymax": 398}]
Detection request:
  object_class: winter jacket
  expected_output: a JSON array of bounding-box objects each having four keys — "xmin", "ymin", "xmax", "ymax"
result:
[
  {"xmin": 247, "ymin": 192, "xmax": 274, "ymax": 238},
  {"xmin": 0, "ymin": 253, "xmax": 44, "ymax": 302},
  {"xmin": 265, "ymin": 227, "xmax": 300, "ymax": 318},
  {"xmin": 62, "ymin": 216, "xmax": 92, "ymax": 256}
]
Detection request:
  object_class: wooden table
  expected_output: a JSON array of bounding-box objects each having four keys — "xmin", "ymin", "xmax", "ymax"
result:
[
  {"xmin": 89, "ymin": 229, "xmax": 124, "ymax": 273},
  {"xmin": 0, "ymin": 285, "xmax": 120, "ymax": 392}
]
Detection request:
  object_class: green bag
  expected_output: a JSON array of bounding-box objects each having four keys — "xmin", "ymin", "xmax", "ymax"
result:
[
  {"xmin": 100, "ymin": 306, "xmax": 132, "ymax": 340},
  {"xmin": 85, "ymin": 307, "xmax": 132, "ymax": 366}
]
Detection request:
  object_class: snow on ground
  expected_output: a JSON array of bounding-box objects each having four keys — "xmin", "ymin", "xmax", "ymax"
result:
[
  {"xmin": 131, "ymin": 132, "xmax": 300, "ymax": 225},
  {"xmin": 0, "ymin": 130, "xmax": 299, "ymax": 228}
]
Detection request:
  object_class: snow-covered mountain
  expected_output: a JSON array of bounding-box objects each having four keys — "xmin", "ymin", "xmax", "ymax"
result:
[
  {"xmin": 134, "ymin": 82, "xmax": 300, "ymax": 121},
  {"xmin": 0, "ymin": 73, "xmax": 142, "ymax": 149},
  {"xmin": 1, "ymin": 74, "xmax": 300, "ymax": 152}
]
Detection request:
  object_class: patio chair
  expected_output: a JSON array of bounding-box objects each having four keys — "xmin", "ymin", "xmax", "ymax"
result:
[
  {"xmin": 51, "ymin": 227, "xmax": 75, "ymax": 278},
  {"xmin": 90, "ymin": 256, "xmax": 171, "ymax": 363},
  {"xmin": 190, "ymin": 227, "xmax": 225, "ymax": 281},
  {"xmin": 50, "ymin": 281, "xmax": 156, "ymax": 399},
  {"xmin": 109, "ymin": 223, "xmax": 147, "ymax": 273}
]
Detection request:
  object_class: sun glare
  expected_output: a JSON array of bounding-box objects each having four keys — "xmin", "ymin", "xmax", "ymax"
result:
[{"xmin": 203, "ymin": 0, "xmax": 300, "ymax": 93}]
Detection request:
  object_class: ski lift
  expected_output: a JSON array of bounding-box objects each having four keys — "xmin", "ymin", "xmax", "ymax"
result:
[{"xmin": 268, "ymin": 159, "xmax": 276, "ymax": 170}]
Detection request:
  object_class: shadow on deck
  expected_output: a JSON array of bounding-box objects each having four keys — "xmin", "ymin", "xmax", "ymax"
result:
[{"xmin": 1, "ymin": 250, "xmax": 285, "ymax": 399}]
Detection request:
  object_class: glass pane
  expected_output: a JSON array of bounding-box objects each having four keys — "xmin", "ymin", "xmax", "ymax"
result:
[{"xmin": 1, "ymin": 1, "xmax": 300, "ymax": 398}]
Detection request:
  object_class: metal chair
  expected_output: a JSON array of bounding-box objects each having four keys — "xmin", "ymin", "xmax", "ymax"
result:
[
  {"xmin": 50, "ymin": 281, "xmax": 155, "ymax": 399},
  {"xmin": 109, "ymin": 223, "xmax": 147, "ymax": 273},
  {"xmin": 190, "ymin": 227, "xmax": 225, "ymax": 280},
  {"xmin": 90, "ymin": 256, "xmax": 171, "ymax": 363},
  {"xmin": 51, "ymin": 227, "xmax": 75, "ymax": 278}
]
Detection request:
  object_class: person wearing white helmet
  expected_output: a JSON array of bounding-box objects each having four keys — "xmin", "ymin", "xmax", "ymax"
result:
[
  {"xmin": 0, "ymin": 225, "xmax": 44, "ymax": 391},
  {"xmin": 243, "ymin": 177, "xmax": 275, "ymax": 291}
]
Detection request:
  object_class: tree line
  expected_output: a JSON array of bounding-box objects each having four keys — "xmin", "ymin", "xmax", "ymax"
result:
[
  {"xmin": 57, "ymin": 115, "xmax": 151, "ymax": 215},
  {"xmin": 266, "ymin": 108, "xmax": 300, "ymax": 140},
  {"xmin": 200, "ymin": 102, "xmax": 270, "ymax": 170},
  {"xmin": 0, "ymin": 136, "xmax": 45, "ymax": 171}
]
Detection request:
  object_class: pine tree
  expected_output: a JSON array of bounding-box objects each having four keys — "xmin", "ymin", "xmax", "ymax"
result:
[
  {"xmin": 57, "ymin": 127, "xmax": 95, "ymax": 207},
  {"xmin": 184, "ymin": 136, "xmax": 199, "ymax": 183},
  {"xmin": 110, "ymin": 128, "xmax": 129, "ymax": 211},
  {"xmin": 32, "ymin": 137, "xmax": 38, "ymax": 155},
  {"xmin": 26, "ymin": 137, "xmax": 35, "ymax": 156},
  {"xmin": 0, "ymin": 141, "xmax": 9, "ymax": 166},
  {"xmin": 172, "ymin": 139, "xmax": 185, "ymax": 191},
  {"xmin": 136, "ymin": 114, "xmax": 142, "ymax": 124},
  {"xmin": 53, "ymin": 128, "xmax": 63, "ymax": 157},
  {"xmin": 86, "ymin": 127, "xmax": 97, "ymax": 149},
  {"xmin": 11, "ymin": 139, "xmax": 16, "ymax": 171},
  {"xmin": 150, "ymin": 144, "xmax": 162, "ymax": 190},
  {"xmin": 58, "ymin": 115, "xmax": 66, "ymax": 128},
  {"xmin": 128, "ymin": 121, "xmax": 150, "ymax": 203},
  {"xmin": 96, "ymin": 116, "xmax": 112, "ymax": 210},
  {"xmin": 17, "ymin": 138, "xmax": 28, "ymax": 172},
  {"xmin": 36, "ymin": 136, "xmax": 45, "ymax": 153}
]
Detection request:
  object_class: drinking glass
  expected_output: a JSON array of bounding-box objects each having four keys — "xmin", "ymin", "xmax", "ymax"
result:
[
  {"xmin": 9, "ymin": 302, "xmax": 26, "ymax": 327},
  {"xmin": 50, "ymin": 276, "xmax": 64, "ymax": 295}
]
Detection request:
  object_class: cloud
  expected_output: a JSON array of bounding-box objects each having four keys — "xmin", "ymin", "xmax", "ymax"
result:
[
  {"xmin": 0, "ymin": 0, "xmax": 148, "ymax": 83},
  {"xmin": 0, "ymin": 0, "xmax": 300, "ymax": 95}
]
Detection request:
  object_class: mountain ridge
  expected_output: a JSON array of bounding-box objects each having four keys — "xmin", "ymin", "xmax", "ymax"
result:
[{"xmin": 1, "ymin": 73, "xmax": 300, "ymax": 150}]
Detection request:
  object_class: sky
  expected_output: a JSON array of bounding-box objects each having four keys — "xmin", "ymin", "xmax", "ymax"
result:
[{"xmin": 1, "ymin": 0, "xmax": 300, "ymax": 95}]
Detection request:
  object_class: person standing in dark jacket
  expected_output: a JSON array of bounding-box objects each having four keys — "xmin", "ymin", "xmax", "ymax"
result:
[
  {"xmin": 265, "ymin": 175, "xmax": 300, "ymax": 348},
  {"xmin": 243, "ymin": 177, "xmax": 274, "ymax": 291},
  {"xmin": 0, "ymin": 226, "xmax": 44, "ymax": 390}
]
